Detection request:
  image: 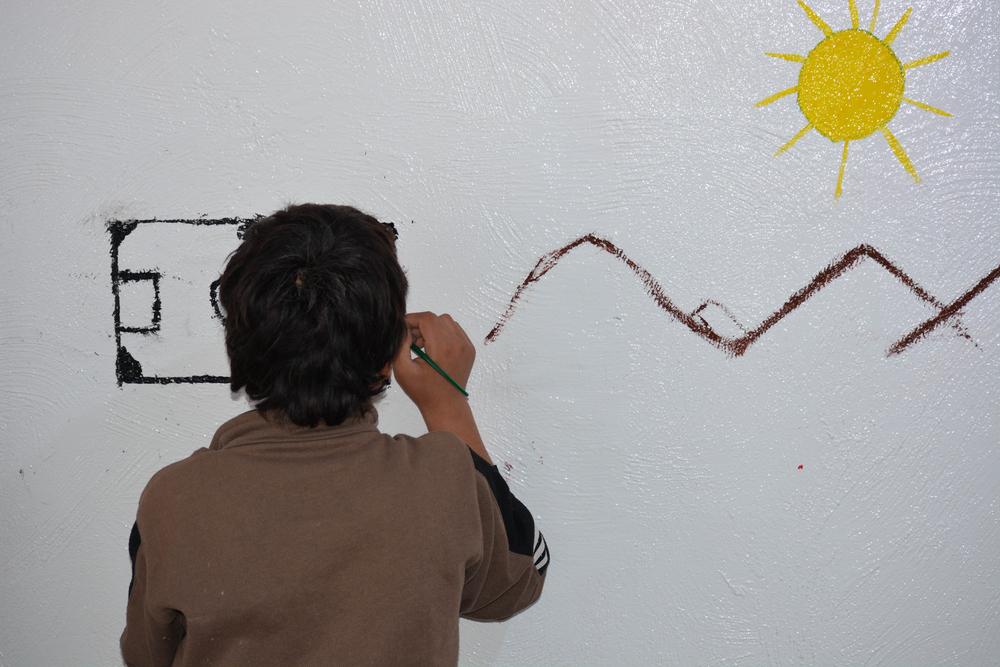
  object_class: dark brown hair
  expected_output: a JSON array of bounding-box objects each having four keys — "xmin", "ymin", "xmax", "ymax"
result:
[{"xmin": 218, "ymin": 203, "xmax": 407, "ymax": 427}]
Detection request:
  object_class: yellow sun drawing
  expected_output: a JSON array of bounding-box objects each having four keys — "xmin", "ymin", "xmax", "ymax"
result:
[{"xmin": 757, "ymin": 0, "xmax": 951, "ymax": 197}]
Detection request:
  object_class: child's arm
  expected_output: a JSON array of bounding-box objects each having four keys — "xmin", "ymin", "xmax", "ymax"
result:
[
  {"xmin": 392, "ymin": 311, "xmax": 493, "ymax": 463},
  {"xmin": 393, "ymin": 312, "xmax": 548, "ymax": 619},
  {"xmin": 459, "ymin": 446, "xmax": 549, "ymax": 620},
  {"xmin": 120, "ymin": 511, "xmax": 184, "ymax": 665}
]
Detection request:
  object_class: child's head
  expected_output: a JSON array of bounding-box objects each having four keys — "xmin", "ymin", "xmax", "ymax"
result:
[{"xmin": 218, "ymin": 203, "xmax": 408, "ymax": 427}]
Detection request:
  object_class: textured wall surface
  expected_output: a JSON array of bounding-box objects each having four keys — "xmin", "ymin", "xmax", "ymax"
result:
[{"xmin": 2, "ymin": 1, "xmax": 999, "ymax": 664}]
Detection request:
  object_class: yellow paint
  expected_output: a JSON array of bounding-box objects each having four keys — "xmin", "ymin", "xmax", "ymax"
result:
[
  {"xmin": 799, "ymin": 30, "xmax": 904, "ymax": 141},
  {"xmin": 902, "ymin": 97, "xmax": 951, "ymax": 117},
  {"xmin": 881, "ymin": 126, "xmax": 920, "ymax": 182},
  {"xmin": 796, "ymin": 0, "xmax": 833, "ymax": 37},
  {"xmin": 835, "ymin": 141, "xmax": 850, "ymax": 198},
  {"xmin": 755, "ymin": 86, "xmax": 798, "ymax": 108},
  {"xmin": 758, "ymin": 1, "xmax": 951, "ymax": 197},
  {"xmin": 905, "ymin": 51, "xmax": 950, "ymax": 70},
  {"xmin": 766, "ymin": 52, "xmax": 806, "ymax": 63},
  {"xmin": 776, "ymin": 123, "xmax": 813, "ymax": 156},
  {"xmin": 869, "ymin": 0, "xmax": 881, "ymax": 31},
  {"xmin": 884, "ymin": 7, "xmax": 911, "ymax": 46}
]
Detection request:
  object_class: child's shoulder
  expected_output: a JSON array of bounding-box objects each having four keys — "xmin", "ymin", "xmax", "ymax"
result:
[
  {"xmin": 137, "ymin": 446, "xmax": 213, "ymax": 514},
  {"xmin": 388, "ymin": 429, "xmax": 475, "ymax": 474},
  {"xmin": 138, "ymin": 408, "xmax": 265, "ymax": 500}
]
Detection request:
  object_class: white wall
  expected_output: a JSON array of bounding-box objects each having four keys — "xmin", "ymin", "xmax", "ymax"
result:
[{"xmin": 2, "ymin": 1, "xmax": 999, "ymax": 664}]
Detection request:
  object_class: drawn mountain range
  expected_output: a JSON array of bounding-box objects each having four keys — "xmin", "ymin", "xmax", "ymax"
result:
[{"xmin": 485, "ymin": 234, "xmax": 1000, "ymax": 356}]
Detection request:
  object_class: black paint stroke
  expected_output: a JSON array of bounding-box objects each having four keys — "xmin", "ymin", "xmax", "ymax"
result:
[
  {"xmin": 117, "ymin": 270, "xmax": 162, "ymax": 333},
  {"xmin": 109, "ymin": 218, "xmax": 254, "ymax": 386},
  {"xmin": 209, "ymin": 278, "xmax": 224, "ymax": 322}
]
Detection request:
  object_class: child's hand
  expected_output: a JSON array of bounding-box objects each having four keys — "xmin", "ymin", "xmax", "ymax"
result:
[{"xmin": 392, "ymin": 312, "xmax": 475, "ymax": 414}]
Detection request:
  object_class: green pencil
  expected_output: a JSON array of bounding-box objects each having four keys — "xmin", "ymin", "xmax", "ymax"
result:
[{"xmin": 410, "ymin": 343, "xmax": 469, "ymax": 397}]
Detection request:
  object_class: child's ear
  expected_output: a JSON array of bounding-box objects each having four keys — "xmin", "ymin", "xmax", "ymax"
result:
[
  {"xmin": 371, "ymin": 365, "xmax": 392, "ymax": 394},
  {"xmin": 374, "ymin": 363, "xmax": 392, "ymax": 391}
]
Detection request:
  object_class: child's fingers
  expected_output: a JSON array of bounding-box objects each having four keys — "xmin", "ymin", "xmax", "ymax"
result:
[
  {"xmin": 391, "ymin": 330, "xmax": 416, "ymax": 375},
  {"xmin": 408, "ymin": 311, "xmax": 457, "ymax": 353},
  {"xmin": 439, "ymin": 313, "xmax": 463, "ymax": 340},
  {"xmin": 404, "ymin": 312, "xmax": 473, "ymax": 366},
  {"xmin": 409, "ymin": 327, "xmax": 425, "ymax": 349},
  {"xmin": 438, "ymin": 314, "xmax": 475, "ymax": 356},
  {"xmin": 453, "ymin": 319, "xmax": 474, "ymax": 349},
  {"xmin": 405, "ymin": 311, "xmax": 437, "ymax": 348},
  {"xmin": 405, "ymin": 312, "xmax": 436, "ymax": 330}
]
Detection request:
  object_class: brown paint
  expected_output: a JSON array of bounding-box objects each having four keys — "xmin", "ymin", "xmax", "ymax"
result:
[
  {"xmin": 692, "ymin": 299, "xmax": 748, "ymax": 335},
  {"xmin": 889, "ymin": 263, "xmax": 1000, "ymax": 355},
  {"xmin": 485, "ymin": 234, "xmax": 998, "ymax": 357}
]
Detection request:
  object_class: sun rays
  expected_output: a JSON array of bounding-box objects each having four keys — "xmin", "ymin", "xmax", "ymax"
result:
[{"xmin": 757, "ymin": 1, "xmax": 951, "ymax": 197}]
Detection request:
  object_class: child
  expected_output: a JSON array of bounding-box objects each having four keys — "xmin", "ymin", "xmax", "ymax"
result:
[{"xmin": 120, "ymin": 204, "xmax": 549, "ymax": 666}]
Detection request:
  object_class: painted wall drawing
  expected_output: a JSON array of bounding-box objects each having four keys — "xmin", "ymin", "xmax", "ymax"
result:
[
  {"xmin": 486, "ymin": 234, "xmax": 1000, "ymax": 356},
  {"xmin": 109, "ymin": 218, "xmax": 254, "ymax": 385},
  {"xmin": 4, "ymin": 0, "xmax": 1000, "ymax": 664},
  {"xmin": 757, "ymin": 0, "xmax": 951, "ymax": 197}
]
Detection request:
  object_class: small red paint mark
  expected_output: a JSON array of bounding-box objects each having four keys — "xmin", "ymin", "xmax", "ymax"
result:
[{"xmin": 797, "ymin": 464, "xmax": 804, "ymax": 470}]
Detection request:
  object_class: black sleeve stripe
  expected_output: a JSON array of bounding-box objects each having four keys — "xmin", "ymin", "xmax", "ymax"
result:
[
  {"xmin": 128, "ymin": 521, "xmax": 141, "ymax": 599},
  {"xmin": 533, "ymin": 530, "xmax": 550, "ymax": 575},
  {"xmin": 533, "ymin": 530, "xmax": 547, "ymax": 559},
  {"xmin": 468, "ymin": 448, "xmax": 537, "ymax": 558},
  {"xmin": 534, "ymin": 546, "xmax": 549, "ymax": 567},
  {"xmin": 535, "ymin": 553, "xmax": 549, "ymax": 576}
]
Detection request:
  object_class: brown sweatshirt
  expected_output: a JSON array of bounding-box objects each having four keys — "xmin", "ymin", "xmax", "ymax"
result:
[{"xmin": 120, "ymin": 408, "xmax": 548, "ymax": 666}]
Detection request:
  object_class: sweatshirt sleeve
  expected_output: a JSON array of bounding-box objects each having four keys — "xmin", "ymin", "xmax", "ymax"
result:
[
  {"xmin": 120, "ymin": 520, "xmax": 185, "ymax": 666},
  {"xmin": 460, "ymin": 448, "xmax": 549, "ymax": 621}
]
